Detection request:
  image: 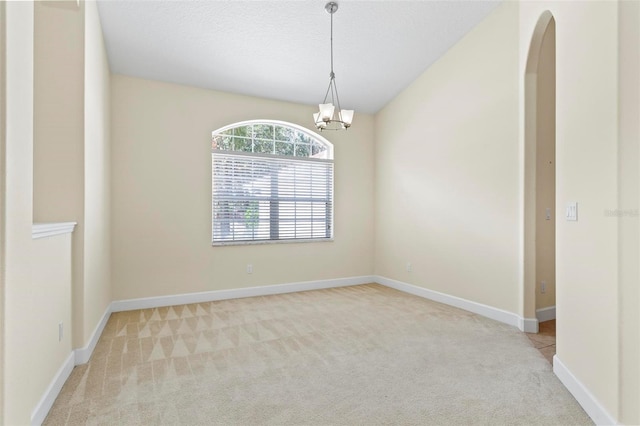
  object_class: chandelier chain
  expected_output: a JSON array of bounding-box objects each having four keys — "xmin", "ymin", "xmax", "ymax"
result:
[{"xmin": 330, "ymin": 9, "xmax": 334, "ymax": 74}]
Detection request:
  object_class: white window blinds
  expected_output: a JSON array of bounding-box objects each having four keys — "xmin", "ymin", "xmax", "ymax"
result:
[{"xmin": 212, "ymin": 151, "xmax": 334, "ymax": 244}]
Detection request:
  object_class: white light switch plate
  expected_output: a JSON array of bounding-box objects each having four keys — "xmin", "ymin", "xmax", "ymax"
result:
[{"xmin": 566, "ymin": 202, "xmax": 578, "ymax": 221}]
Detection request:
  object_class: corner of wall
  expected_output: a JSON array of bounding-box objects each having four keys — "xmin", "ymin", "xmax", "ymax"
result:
[
  {"xmin": 82, "ymin": 0, "xmax": 112, "ymax": 349},
  {"xmin": 0, "ymin": 2, "xmax": 6, "ymax": 423}
]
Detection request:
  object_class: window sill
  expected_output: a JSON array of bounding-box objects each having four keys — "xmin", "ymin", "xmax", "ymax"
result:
[{"xmin": 212, "ymin": 238, "xmax": 334, "ymax": 247}]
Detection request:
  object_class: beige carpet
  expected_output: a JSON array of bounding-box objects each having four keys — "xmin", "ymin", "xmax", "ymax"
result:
[{"xmin": 44, "ymin": 284, "xmax": 592, "ymax": 425}]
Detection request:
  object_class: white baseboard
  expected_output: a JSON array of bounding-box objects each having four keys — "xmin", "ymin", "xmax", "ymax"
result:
[
  {"xmin": 111, "ymin": 275, "xmax": 375, "ymax": 312},
  {"xmin": 520, "ymin": 317, "xmax": 539, "ymax": 333},
  {"xmin": 536, "ymin": 305, "xmax": 556, "ymax": 322},
  {"xmin": 553, "ymin": 355, "xmax": 617, "ymax": 425},
  {"xmin": 374, "ymin": 275, "xmax": 531, "ymax": 331},
  {"xmin": 31, "ymin": 352, "xmax": 74, "ymax": 426},
  {"xmin": 74, "ymin": 305, "xmax": 112, "ymax": 365}
]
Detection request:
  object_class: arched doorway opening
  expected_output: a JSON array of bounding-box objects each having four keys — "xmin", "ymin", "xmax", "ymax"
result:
[{"xmin": 524, "ymin": 11, "xmax": 556, "ymax": 345}]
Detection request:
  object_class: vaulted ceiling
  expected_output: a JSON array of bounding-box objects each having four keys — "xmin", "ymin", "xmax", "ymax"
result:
[{"xmin": 97, "ymin": 0, "xmax": 500, "ymax": 114}]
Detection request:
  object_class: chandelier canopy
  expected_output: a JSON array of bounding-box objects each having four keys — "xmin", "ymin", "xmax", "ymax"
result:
[{"xmin": 313, "ymin": 2, "xmax": 354, "ymax": 131}]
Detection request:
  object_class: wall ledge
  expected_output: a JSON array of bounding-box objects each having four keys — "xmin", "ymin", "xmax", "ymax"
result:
[{"xmin": 32, "ymin": 222, "xmax": 77, "ymax": 239}]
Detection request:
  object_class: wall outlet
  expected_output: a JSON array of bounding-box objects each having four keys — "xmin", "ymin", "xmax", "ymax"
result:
[
  {"xmin": 246, "ymin": 264, "xmax": 253, "ymax": 274},
  {"xmin": 58, "ymin": 322, "xmax": 63, "ymax": 341},
  {"xmin": 541, "ymin": 281, "xmax": 546, "ymax": 294},
  {"xmin": 406, "ymin": 262, "xmax": 412, "ymax": 272}
]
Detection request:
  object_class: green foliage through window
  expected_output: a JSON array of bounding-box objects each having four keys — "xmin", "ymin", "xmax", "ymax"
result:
[{"xmin": 212, "ymin": 123, "xmax": 330, "ymax": 159}]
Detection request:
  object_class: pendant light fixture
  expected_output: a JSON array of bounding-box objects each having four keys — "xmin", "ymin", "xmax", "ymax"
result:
[{"xmin": 313, "ymin": 2, "xmax": 354, "ymax": 131}]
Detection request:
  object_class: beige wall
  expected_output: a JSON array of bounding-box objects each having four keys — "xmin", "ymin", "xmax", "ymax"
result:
[
  {"xmin": 1, "ymin": 1, "xmax": 112, "ymax": 422},
  {"xmin": 110, "ymin": 75, "xmax": 375, "ymax": 300},
  {"xmin": 3, "ymin": 1, "xmax": 37, "ymax": 423},
  {"xmin": 374, "ymin": 2, "xmax": 521, "ymax": 314},
  {"xmin": 5, "ymin": 3, "xmax": 75, "ymax": 424},
  {"xmin": 534, "ymin": 20, "xmax": 556, "ymax": 311},
  {"xmin": 29, "ymin": 234, "xmax": 74, "ymax": 423},
  {"xmin": 83, "ymin": 0, "xmax": 112, "ymax": 345},
  {"xmin": 33, "ymin": 0, "xmax": 112, "ymax": 349},
  {"xmin": 33, "ymin": 0, "xmax": 87, "ymax": 348},
  {"xmin": 520, "ymin": 1, "xmax": 620, "ymax": 419},
  {"xmin": 618, "ymin": 0, "xmax": 640, "ymax": 423},
  {"xmin": 0, "ymin": 2, "xmax": 6, "ymax": 422}
]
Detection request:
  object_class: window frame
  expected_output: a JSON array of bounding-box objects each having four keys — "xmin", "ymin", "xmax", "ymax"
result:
[{"xmin": 211, "ymin": 120, "xmax": 335, "ymax": 246}]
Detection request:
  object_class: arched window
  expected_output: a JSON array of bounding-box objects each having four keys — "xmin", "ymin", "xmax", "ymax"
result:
[{"xmin": 211, "ymin": 120, "xmax": 334, "ymax": 245}]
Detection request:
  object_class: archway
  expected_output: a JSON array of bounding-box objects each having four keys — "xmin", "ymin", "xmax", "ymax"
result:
[{"xmin": 524, "ymin": 11, "xmax": 556, "ymax": 335}]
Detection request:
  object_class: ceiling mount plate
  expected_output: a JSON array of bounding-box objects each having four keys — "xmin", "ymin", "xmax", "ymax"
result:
[{"xmin": 325, "ymin": 2, "xmax": 338, "ymax": 14}]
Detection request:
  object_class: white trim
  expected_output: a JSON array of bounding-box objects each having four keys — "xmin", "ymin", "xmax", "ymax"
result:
[
  {"xmin": 212, "ymin": 237, "xmax": 334, "ymax": 247},
  {"xmin": 374, "ymin": 276, "xmax": 529, "ymax": 331},
  {"xmin": 211, "ymin": 148, "xmax": 334, "ymax": 164},
  {"xmin": 553, "ymin": 355, "xmax": 618, "ymax": 425},
  {"xmin": 536, "ymin": 305, "xmax": 556, "ymax": 322},
  {"xmin": 32, "ymin": 222, "xmax": 77, "ymax": 239},
  {"xmin": 111, "ymin": 276, "xmax": 374, "ymax": 312},
  {"xmin": 211, "ymin": 119, "xmax": 334, "ymax": 159},
  {"xmin": 520, "ymin": 317, "xmax": 539, "ymax": 333},
  {"xmin": 73, "ymin": 305, "xmax": 112, "ymax": 365},
  {"xmin": 30, "ymin": 352, "xmax": 74, "ymax": 426}
]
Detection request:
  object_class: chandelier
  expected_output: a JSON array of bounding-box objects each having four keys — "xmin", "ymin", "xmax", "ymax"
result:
[{"xmin": 313, "ymin": 2, "xmax": 354, "ymax": 131}]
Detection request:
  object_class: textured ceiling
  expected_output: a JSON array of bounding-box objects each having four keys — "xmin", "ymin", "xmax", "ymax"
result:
[{"xmin": 97, "ymin": 0, "xmax": 500, "ymax": 114}]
